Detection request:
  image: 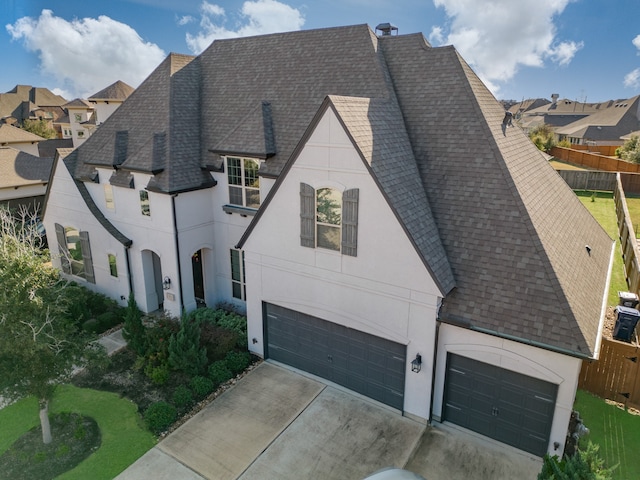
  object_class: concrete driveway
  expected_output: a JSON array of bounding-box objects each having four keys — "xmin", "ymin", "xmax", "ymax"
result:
[
  {"xmin": 117, "ymin": 362, "xmax": 542, "ymax": 480},
  {"xmin": 117, "ymin": 362, "xmax": 424, "ymax": 480}
]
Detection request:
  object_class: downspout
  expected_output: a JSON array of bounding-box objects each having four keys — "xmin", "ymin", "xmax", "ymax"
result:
[
  {"xmin": 171, "ymin": 194, "xmax": 184, "ymax": 311},
  {"xmin": 428, "ymin": 319, "xmax": 441, "ymax": 425},
  {"xmin": 125, "ymin": 245, "xmax": 133, "ymax": 296}
]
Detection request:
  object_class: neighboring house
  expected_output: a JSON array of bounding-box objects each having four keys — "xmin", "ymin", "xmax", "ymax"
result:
[
  {"xmin": 43, "ymin": 24, "xmax": 613, "ymax": 458},
  {"xmin": 0, "ymin": 146, "xmax": 53, "ymax": 212},
  {"xmin": 518, "ymin": 94, "xmax": 611, "ymax": 134},
  {"xmin": 87, "ymin": 80, "xmax": 135, "ymax": 127},
  {"xmin": 555, "ymin": 95, "xmax": 640, "ymax": 146},
  {"xmin": 0, "ymin": 123, "xmax": 46, "ymax": 156},
  {"xmin": 0, "ymin": 85, "xmax": 67, "ymax": 126},
  {"xmin": 63, "ymin": 99, "xmax": 96, "ymax": 147}
]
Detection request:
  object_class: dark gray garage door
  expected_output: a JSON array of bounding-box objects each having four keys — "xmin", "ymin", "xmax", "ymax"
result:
[
  {"xmin": 264, "ymin": 303, "xmax": 406, "ymax": 410},
  {"xmin": 443, "ymin": 353, "xmax": 557, "ymax": 457}
]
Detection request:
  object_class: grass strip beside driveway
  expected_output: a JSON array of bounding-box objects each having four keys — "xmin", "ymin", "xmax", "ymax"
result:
[{"xmin": 0, "ymin": 385, "xmax": 156, "ymax": 480}]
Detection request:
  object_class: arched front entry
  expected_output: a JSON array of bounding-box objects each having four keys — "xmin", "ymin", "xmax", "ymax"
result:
[
  {"xmin": 141, "ymin": 249, "xmax": 163, "ymax": 312},
  {"xmin": 192, "ymin": 249, "xmax": 205, "ymax": 307}
]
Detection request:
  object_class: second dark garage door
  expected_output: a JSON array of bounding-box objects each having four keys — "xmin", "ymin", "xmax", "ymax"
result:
[
  {"xmin": 443, "ymin": 353, "xmax": 558, "ymax": 457},
  {"xmin": 264, "ymin": 303, "xmax": 406, "ymax": 410}
]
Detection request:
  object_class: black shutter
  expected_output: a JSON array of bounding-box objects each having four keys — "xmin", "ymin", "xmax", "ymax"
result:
[
  {"xmin": 54, "ymin": 223, "xmax": 71, "ymax": 274},
  {"xmin": 300, "ymin": 183, "xmax": 315, "ymax": 248},
  {"xmin": 79, "ymin": 231, "xmax": 95, "ymax": 284},
  {"xmin": 341, "ymin": 188, "xmax": 359, "ymax": 257}
]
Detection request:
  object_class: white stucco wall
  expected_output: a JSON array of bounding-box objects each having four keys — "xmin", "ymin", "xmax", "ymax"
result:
[
  {"xmin": 43, "ymin": 161, "xmax": 131, "ymax": 307},
  {"xmin": 92, "ymin": 101, "xmax": 122, "ymax": 126},
  {"xmin": 0, "ymin": 184, "xmax": 47, "ymax": 202},
  {"xmin": 243, "ymin": 107, "xmax": 443, "ymax": 421},
  {"xmin": 432, "ymin": 323, "xmax": 582, "ymax": 456},
  {"xmin": 6, "ymin": 141, "xmax": 40, "ymax": 156}
]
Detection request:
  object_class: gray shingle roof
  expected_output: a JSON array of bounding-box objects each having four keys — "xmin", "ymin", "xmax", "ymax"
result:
[
  {"xmin": 0, "ymin": 123, "xmax": 46, "ymax": 143},
  {"xmin": 555, "ymin": 95, "xmax": 640, "ymax": 141},
  {"xmin": 66, "ymin": 24, "xmax": 611, "ymax": 357},
  {"xmin": 380, "ymin": 36, "xmax": 612, "ymax": 356},
  {"xmin": 0, "ymin": 146, "xmax": 52, "ymax": 188},
  {"xmin": 88, "ymin": 80, "xmax": 135, "ymax": 101}
]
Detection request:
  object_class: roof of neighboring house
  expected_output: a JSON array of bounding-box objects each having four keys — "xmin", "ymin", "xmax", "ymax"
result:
[
  {"xmin": 507, "ymin": 98, "xmax": 550, "ymax": 115},
  {"xmin": 88, "ymin": 80, "xmax": 135, "ymax": 101},
  {"xmin": 555, "ymin": 96, "xmax": 640, "ymax": 141},
  {"xmin": 621, "ymin": 130, "xmax": 640, "ymax": 140},
  {"xmin": 64, "ymin": 24, "xmax": 612, "ymax": 358},
  {"xmin": 0, "ymin": 146, "xmax": 53, "ymax": 188},
  {"xmin": 64, "ymin": 98, "xmax": 94, "ymax": 109},
  {"xmin": 38, "ymin": 138, "xmax": 74, "ymax": 158},
  {"xmin": 0, "ymin": 85, "xmax": 67, "ymax": 121},
  {"xmin": 0, "ymin": 123, "xmax": 46, "ymax": 144}
]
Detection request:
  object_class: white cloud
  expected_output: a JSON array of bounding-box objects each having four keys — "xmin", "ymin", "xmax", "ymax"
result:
[
  {"xmin": 6, "ymin": 9, "xmax": 166, "ymax": 99},
  {"xmin": 177, "ymin": 15, "xmax": 195, "ymax": 26},
  {"xmin": 428, "ymin": 25, "xmax": 443, "ymax": 45},
  {"xmin": 431, "ymin": 0, "xmax": 582, "ymax": 95},
  {"xmin": 624, "ymin": 68, "xmax": 640, "ymax": 88},
  {"xmin": 185, "ymin": 0, "xmax": 304, "ymax": 54},
  {"xmin": 633, "ymin": 34, "xmax": 640, "ymax": 51}
]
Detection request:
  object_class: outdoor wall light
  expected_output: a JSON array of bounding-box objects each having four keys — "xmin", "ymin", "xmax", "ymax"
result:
[
  {"xmin": 252, "ymin": 338, "xmax": 258, "ymax": 344},
  {"xmin": 411, "ymin": 354, "xmax": 422, "ymax": 373},
  {"xmin": 162, "ymin": 276, "xmax": 171, "ymax": 290}
]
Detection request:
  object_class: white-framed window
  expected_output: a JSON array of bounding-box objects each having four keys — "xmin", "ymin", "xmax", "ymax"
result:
[
  {"xmin": 108, "ymin": 253, "xmax": 118, "ymax": 277},
  {"xmin": 315, "ymin": 187, "xmax": 342, "ymax": 251},
  {"xmin": 139, "ymin": 190, "xmax": 150, "ymax": 216},
  {"xmin": 104, "ymin": 184, "xmax": 114, "ymax": 210},
  {"xmin": 74, "ymin": 113, "xmax": 82, "ymax": 122},
  {"xmin": 230, "ymin": 249, "xmax": 246, "ymax": 300},
  {"xmin": 300, "ymin": 183, "xmax": 359, "ymax": 256},
  {"xmin": 77, "ymin": 130, "xmax": 85, "ymax": 138},
  {"xmin": 226, "ymin": 157, "xmax": 260, "ymax": 208}
]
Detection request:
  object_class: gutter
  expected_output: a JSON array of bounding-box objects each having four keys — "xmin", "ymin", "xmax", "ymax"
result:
[
  {"xmin": 593, "ymin": 239, "xmax": 616, "ymax": 361},
  {"xmin": 171, "ymin": 194, "xmax": 184, "ymax": 311},
  {"xmin": 125, "ymin": 245, "xmax": 133, "ymax": 296}
]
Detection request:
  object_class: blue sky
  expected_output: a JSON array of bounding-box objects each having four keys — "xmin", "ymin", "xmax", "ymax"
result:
[{"xmin": 1, "ymin": 0, "xmax": 639, "ymax": 103}]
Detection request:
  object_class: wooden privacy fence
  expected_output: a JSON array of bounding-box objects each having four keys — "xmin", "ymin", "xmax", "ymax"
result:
[
  {"xmin": 551, "ymin": 146, "xmax": 640, "ymax": 173},
  {"xmin": 579, "ymin": 337, "xmax": 640, "ymax": 411},
  {"xmin": 557, "ymin": 170, "xmax": 616, "ymax": 191},
  {"xmin": 615, "ymin": 173, "xmax": 640, "ymax": 295}
]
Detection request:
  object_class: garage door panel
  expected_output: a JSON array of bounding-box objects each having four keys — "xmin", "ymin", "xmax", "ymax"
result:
[
  {"xmin": 265, "ymin": 303, "xmax": 406, "ymax": 410},
  {"xmin": 443, "ymin": 353, "xmax": 557, "ymax": 457}
]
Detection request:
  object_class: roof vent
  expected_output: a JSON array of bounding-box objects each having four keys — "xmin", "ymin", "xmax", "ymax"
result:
[{"xmin": 375, "ymin": 23, "xmax": 398, "ymax": 36}]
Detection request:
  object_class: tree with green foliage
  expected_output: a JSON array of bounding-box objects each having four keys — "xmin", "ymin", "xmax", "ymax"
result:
[
  {"xmin": 529, "ymin": 124, "xmax": 557, "ymax": 152},
  {"xmin": 538, "ymin": 442, "xmax": 615, "ymax": 480},
  {"xmin": 21, "ymin": 118, "xmax": 57, "ymax": 139},
  {"xmin": 616, "ymin": 135, "xmax": 640, "ymax": 163},
  {"xmin": 122, "ymin": 292, "xmax": 147, "ymax": 355},
  {"xmin": 168, "ymin": 314, "xmax": 207, "ymax": 375},
  {"xmin": 0, "ymin": 206, "xmax": 103, "ymax": 444}
]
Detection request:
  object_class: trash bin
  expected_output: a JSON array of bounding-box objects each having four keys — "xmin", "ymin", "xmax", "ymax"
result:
[
  {"xmin": 618, "ymin": 291, "xmax": 639, "ymax": 308},
  {"xmin": 613, "ymin": 306, "xmax": 640, "ymax": 342}
]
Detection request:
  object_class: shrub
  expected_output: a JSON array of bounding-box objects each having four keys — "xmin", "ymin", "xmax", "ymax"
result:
[
  {"xmin": 97, "ymin": 311, "xmax": 121, "ymax": 332},
  {"xmin": 190, "ymin": 375, "xmax": 214, "ymax": 399},
  {"xmin": 144, "ymin": 401, "xmax": 177, "ymax": 435},
  {"xmin": 168, "ymin": 315, "xmax": 207, "ymax": 375},
  {"xmin": 538, "ymin": 442, "xmax": 615, "ymax": 480},
  {"xmin": 224, "ymin": 350, "xmax": 251, "ymax": 375},
  {"xmin": 188, "ymin": 307, "xmax": 247, "ymax": 348},
  {"xmin": 618, "ymin": 135, "xmax": 640, "ymax": 163},
  {"xmin": 146, "ymin": 365, "xmax": 170, "ymax": 385},
  {"xmin": 208, "ymin": 360, "xmax": 232, "ymax": 386},
  {"xmin": 82, "ymin": 318, "xmax": 101, "ymax": 333},
  {"xmin": 122, "ymin": 293, "xmax": 147, "ymax": 355},
  {"xmin": 172, "ymin": 385, "xmax": 194, "ymax": 410},
  {"xmin": 200, "ymin": 322, "xmax": 239, "ymax": 362}
]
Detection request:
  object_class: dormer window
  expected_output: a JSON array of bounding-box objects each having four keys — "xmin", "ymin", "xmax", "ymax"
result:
[{"xmin": 227, "ymin": 157, "xmax": 260, "ymax": 208}]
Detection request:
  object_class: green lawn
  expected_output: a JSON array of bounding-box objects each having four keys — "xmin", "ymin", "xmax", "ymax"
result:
[
  {"xmin": 0, "ymin": 385, "xmax": 156, "ymax": 479},
  {"xmin": 575, "ymin": 190, "xmax": 628, "ymax": 306},
  {"xmin": 574, "ymin": 390, "xmax": 640, "ymax": 480}
]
